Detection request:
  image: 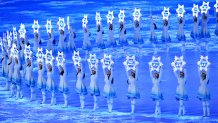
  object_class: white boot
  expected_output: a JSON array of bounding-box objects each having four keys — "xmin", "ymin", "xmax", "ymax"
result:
[
  {"xmin": 80, "ymin": 95, "xmax": 85, "ymax": 109},
  {"xmin": 63, "ymin": 94, "xmax": 68, "ymax": 108},
  {"xmin": 93, "ymin": 96, "xmax": 98, "ymax": 111},
  {"xmin": 16, "ymin": 85, "xmax": 21, "ymax": 100},
  {"xmin": 30, "ymin": 87, "xmax": 36, "ymax": 101},
  {"xmin": 131, "ymin": 99, "xmax": 135, "ymax": 114},
  {"xmin": 51, "ymin": 92, "xmax": 56, "ymax": 105},
  {"xmin": 41, "ymin": 90, "xmax": 46, "ymax": 104},
  {"xmin": 9, "ymin": 84, "xmax": 15, "ymax": 98},
  {"xmin": 206, "ymin": 102, "xmax": 210, "ymax": 117},
  {"xmin": 202, "ymin": 102, "xmax": 206, "ymax": 117},
  {"xmin": 182, "ymin": 106, "xmax": 186, "ymax": 116},
  {"xmin": 178, "ymin": 106, "xmax": 182, "ymax": 116}
]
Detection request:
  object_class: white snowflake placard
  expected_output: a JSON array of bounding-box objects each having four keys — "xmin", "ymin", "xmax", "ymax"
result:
[
  {"xmin": 118, "ymin": 10, "xmax": 125, "ymax": 23},
  {"xmin": 36, "ymin": 48, "xmax": 45, "ymax": 63},
  {"xmin": 95, "ymin": 12, "xmax": 102, "ymax": 25},
  {"xmin": 176, "ymin": 4, "xmax": 185, "ymax": 18},
  {"xmin": 192, "ymin": 4, "xmax": 200, "ymax": 17},
  {"xmin": 133, "ymin": 8, "xmax": 142, "ymax": 21},
  {"xmin": 72, "ymin": 51, "xmax": 82, "ymax": 67},
  {"xmin": 18, "ymin": 23, "xmax": 26, "ymax": 39},
  {"xmin": 87, "ymin": 53, "xmax": 99, "ymax": 70},
  {"xmin": 162, "ymin": 7, "xmax": 170, "ymax": 20},
  {"xmin": 197, "ymin": 55, "xmax": 210, "ymax": 71},
  {"xmin": 56, "ymin": 51, "xmax": 65, "ymax": 67},
  {"xmin": 45, "ymin": 49, "xmax": 54, "ymax": 65},
  {"xmin": 45, "ymin": 20, "xmax": 52, "ymax": 33},
  {"xmin": 13, "ymin": 27, "xmax": 17, "ymax": 41},
  {"xmin": 149, "ymin": 56, "xmax": 163, "ymax": 72},
  {"xmin": 214, "ymin": 0, "xmax": 218, "ymax": 12},
  {"xmin": 106, "ymin": 11, "xmax": 114, "ymax": 24},
  {"xmin": 24, "ymin": 45, "xmax": 32, "ymax": 60},
  {"xmin": 101, "ymin": 53, "xmax": 114, "ymax": 69},
  {"xmin": 200, "ymin": 1, "xmax": 210, "ymax": 14},
  {"xmin": 82, "ymin": 14, "xmax": 88, "ymax": 28},
  {"xmin": 57, "ymin": 17, "xmax": 66, "ymax": 31},
  {"xmin": 123, "ymin": 55, "xmax": 139, "ymax": 71},
  {"xmin": 171, "ymin": 56, "xmax": 186, "ymax": 71},
  {"xmin": 32, "ymin": 20, "xmax": 40, "ymax": 33}
]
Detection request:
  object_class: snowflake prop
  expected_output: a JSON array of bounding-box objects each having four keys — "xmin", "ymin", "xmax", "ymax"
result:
[
  {"xmin": 13, "ymin": 27, "xmax": 17, "ymax": 41},
  {"xmin": 57, "ymin": 17, "xmax": 66, "ymax": 31},
  {"xmin": 56, "ymin": 51, "xmax": 65, "ymax": 67},
  {"xmin": 82, "ymin": 14, "xmax": 88, "ymax": 28},
  {"xmin": 214, "ymin": 0, "xmax": 218, "ymax": 12},
  {"xmin": 149, "ymin": 56, "xmax": 163, "ymax": 72},
  {"xmin": 18, "ymin": 23, "xmax": 26, "ymax": 39},
  {"xmin": 32, "ymin": 20, "xmax": 40, "ymax": 33},
  {"xmin": 45, "ymin": 49, "xmax": 54, "ymax": 65},
  {"xmin": 123, "ymin": 55, "xmax": 139, "ymax": 71},
  {"xmin": 200, "ymin": 1, "xmax": 210, "ymax": 14},
  {"xmin": 0, "ymin": 37, "xmax": 2, "ymax": 51},
  {"xmin": 106, "ymin": 11, "xmax": 114, "ymax": 24},
  {"xmin": 101, "ymin": 53, "xmax": 114, "ymax": 70},
  {"xmin": 72, "ymin": 51, "xmax": 82, "ymax": 67},
  {"xmin": 197, "ymin": 55, "xmax": 210, "ymax": 71},
  {"xmin": 162, "ymin": 7, "xmax": 170, "ymax": 20},
  {"xmin": 24, "ymin": 45, "xmax": 32, "ymax": 60},
  {"xmin": 45, "ymin": 20, "xmax": 52, "ymax": 33},
  {"xmin": 87, "ymin": 53, "xmax": 99, "ymax": 70},
  {"xmin": 118, "ymin": 10, "xmax": 125, "ymax": 23},
  {"xmin": 11, "ymin": 43, "xmax": 18, "ymax": 59},
  {"xmin": 176, "ymin": 4, "xmax": 185, "ymax": 18},
  {"xmin": 171, "ymin": 56, "xmax": 186, "ymax": 71},
  {"xmin": 36, "ymin": 48, "xmax": 45, "ymax": 63},
  {"xmin": 95, "ymin": 12, "xmax": 102, "ymax": 25},
  {"xmin": 192, "ymin": 4, "xmax": 200, "ymax": 17},
  {"xmin": 133, "ymin": 8, "xmax": 142, "ymax": 21}
]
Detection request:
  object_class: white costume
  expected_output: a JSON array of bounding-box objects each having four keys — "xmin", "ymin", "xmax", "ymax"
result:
[
  {"xmin": 201, "ymin": 13, "xmax": 210, "ymax": 38},
  {"xmin": 46, "ymin": 63, "xmax": 56, "ymax": 105},
  {"xmin": 47, "ymin": 30, "xmax": 54, "ymax": 51},
  {"xmin": 177, "ymin": 17, "xmax": 186, "ymax": 41},
  {"xmin": 161, "ymin": 19, "xmax": 171, "ymax": 42},
  {"xmin": 191, "ymin": 16, "xmax": 201, "ymax": 39},
  {"xmin": 68, "ymin": 27, "xmax": 76, "ymax": 51},
  {"xmin": 133, "ymin": 20, "xmax": 143, "ymax": 44},
  {"xmin": 37, "ymin": 62, "xmax": 46, "ymax": 104},
  {"xmin": 58, "ymin": 30, "xmax": 66, "ymax": 50},
  {"xmin": 82, "ymin": 27, "xmax": 91, "ymax": 50},
  {"xmin": 33, "ymin": 32, "xmax": 41, "ymax": 53},
  {"xmin": 96, "ymin": 24, "xmax": 105, "ymax": 49}
]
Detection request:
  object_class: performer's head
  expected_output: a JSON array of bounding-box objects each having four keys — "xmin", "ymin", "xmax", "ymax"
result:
[
  {"xmin": 47, "ymin": 63, "xmax": 52, "ymax": 72},
  {"xmin": 131, "ymin": 69, "xmax": 136, "ymax": 78},
  {"xmin": 97, "ymin": 24, "xmax": 100, "ymax": 32},
  {"xmin": 15, "ymin": 57, "xmax": 18, "ymax": 64},
  {"xmin": 163, "ymin": 19, "xmax": 168, "ymax": 26},
  {"xmin": 154, "ymin": 72, "xmax": 159, "ymax": 79},
  {"xmin": 77, "ymin": 66, "xmax": 81, "ymax": 73},
  {"xmin": 92, "ymin": 69, "xmax": 96, "ymax": 75},
  {"xmin": 179, "ymin": 17, "xmax": 183, "ymax": 24},
  {"xmin": 180, "ymin": 71, "xmax": 185, "ymax": 78},
  {"xmin": 38, "ymin": 63, "xmax": 42, "ymax": 70},
  {"xmin": 107, "ymin": 69, "xmax": 111, "ymax": 76},
  {"xmin": 202, "ymin": 13, "xmax": 207, "ymax": 19},
  {"xmin": 193, "ymin": 16, "xmax": 198, "ymax": 22},
  {"xmin": 35, "ymin": 32, "xmax": 38, "ymax": 38},
  {"xmin": 135, "ymin": 20, "xmax": 139, "ymax": 27},
  {"xmin": 201, "ymin": 71, "xmax": 207, "ymax": 80},
  {"xmin": 60, "ymin": 29, "xmax": 64, "ymax": 35}
]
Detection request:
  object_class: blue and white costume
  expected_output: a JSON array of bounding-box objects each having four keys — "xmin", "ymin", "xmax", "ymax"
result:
[
  {"xmin": 8, "ymin": 54, "xmax": 15, "ymax": 97},
  {"xmin": 37, "ymin": 62, "xmax": 46, "ymax": 104},
  {"xmin": 191, "ymin": 16, "xmax": 201, "ymax": 39},
  {"xmin": 125, "ymin": 67, "xmax": 140, "ymax": 114},
  {"xmin": 58, "ymin": 30, "xmax": 66, "ymax": 51},
  {"xmin": 33, "ymin": 32, "xmax": 41, "ymax": 53},
  {"xmin": 119, "ymin": 22, "xmax": 127, "ymax": 46},
  {"xmin": 103, "ymin": 67, "xmax": 116, "ymax": 113},
  {"xmin": 197, "ymin": 69, "xmax": 210, "ymax": 117},
  {"xmin": 96, "ymin": 24, "xmax": 105, "ymax": 49},
  {"xmin": 177, "ymin": 17, "xmax": 186, "ymax": 41},
  {"xmin": 150, "ymin": 68, "xmax": 163, "ymax": 115},
  {"xmin": 150, "ymin": 17, "xmax": 158, "ymax": 43},
  {"xmin": 108, "ymin": 23, "xmax": 116, "ymax": 47},
  {"xmin": 58, "ymin": 64, "xmax": 69, "ymax": 107},
  {"xmin": 68, "ymin": 26, "xmax": 76, "ymax": 51},
  {"xmin": 47, "ymin": 30, "xmax": 54, "ymax": 51},
  {"xmin": 1, "ymin": 47, "xmax": 8, "ymax": 77},
  {"xmin": 46, "ymin": 63, "xmax": 56, "ymax": 105},
  {"xmin": 12, "ymin": 56, "xmax": 23, "ymax": 99},
  {"xmin": 75, "ymin": 65, "xmax": 87, "ymax": 109},
  {"xmin": 25, "ymin": 59, "xmax": 36, "ymax": 101},
  {"xmin": 161, "ymin": 19, "xmax": 171, "ymax": 42},
  {"xmin": 215, "ymin": 13, "xmax": 218, "ymax": 36},
  {"xmin": 200, "ymin": 13, "xmax": 210, "ymax": 38},
  {"xmin": 133, "ymin": 20, "xmax": 143, "ymax": 44},
  {"xmin": 82, "ymin": 27, "xmax": 91, "ymax": 50},
  {"xmin": 174, "ymin": 69, "xmax": 188, "ymax": 116},
  {"xmin": 88, "ymin": 65, "xmax": 100, "ymax": 111}
]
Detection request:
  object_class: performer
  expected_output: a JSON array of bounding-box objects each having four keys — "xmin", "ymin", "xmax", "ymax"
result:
[
  {"xmin": 124, "ymin": 67, "xmax": 140, "ymax": 114},
  {"xmin": 150, "ymin": 16, "xmax": 158, "ymax": 43},
  {"xmin": 102, "ymin": 67, "xmax": 116, "ymax": 113},
  {"xmin": 12, "ymin": 51, "xmax": 23, "ymax": 99},
  {"xmin": 1, "ymin": 46, "xmax": 9, "ymax": 90},
  {"xmin": 24, "ymin": 52, "xmax": 36, "ymax": 101},
  {"xmin": 88, "ymin": 63, "xmax": 100, "ymax": 111},
  {"xmin": 149, "ymin": 67, "xmax": 163, "ymax": 115},
  {"xmin": 47, "ymin": 30, "xmax": 55, "ymax": 51},
  {"xmin": 58, "ymin": 29, "xmax": 66, "ymax": 51},
  {"xmin": 45, "ymin": 51, "xmax": 56, "ymax": 105},
  {"xmin": 177, "ymin": 17, "xmax": 186, "ymax": 41},
  {"xmin": 68, "ymin": 26, "xmax": 76, "ymax": 51},
  {"xmin": 215, "ymin": 12, "xmax": 218, "ymax": 36},
  {"xmin": 75, "ymin": 64, "xmax": 87, "ymax": 109},
  {"xmin": 197, "ymin": 69, "xmax": 210, "ymax": 117},
  {"xmin": 8, "ymin": 50, "xmax": 15, "ymax": 97},
  {"xmin": 173, "ymin": 69, "xmax": 188, "ymax": 116},
  {"xmin": 36, "ymin": 49, "xmax": 46, "ymax": 104},
  {"xmin": 201, "ymin": 13, "xmax": 210, "ymax": 38},
  {"xmin": 82, "ymin": 15, "xmax": 91, "ymax": 50},
  {"xmin": 33, "ymin": 30, "xmax": 41, "ymax": 53}
]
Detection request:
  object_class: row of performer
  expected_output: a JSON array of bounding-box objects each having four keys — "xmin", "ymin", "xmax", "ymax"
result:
[
  {"xmin": 0, "ymin": 42, "xmax": 211, "ymax": 117},
  {"xmin": 1, "ymin": 1, "xmax": 218, "ymax": 53}
]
